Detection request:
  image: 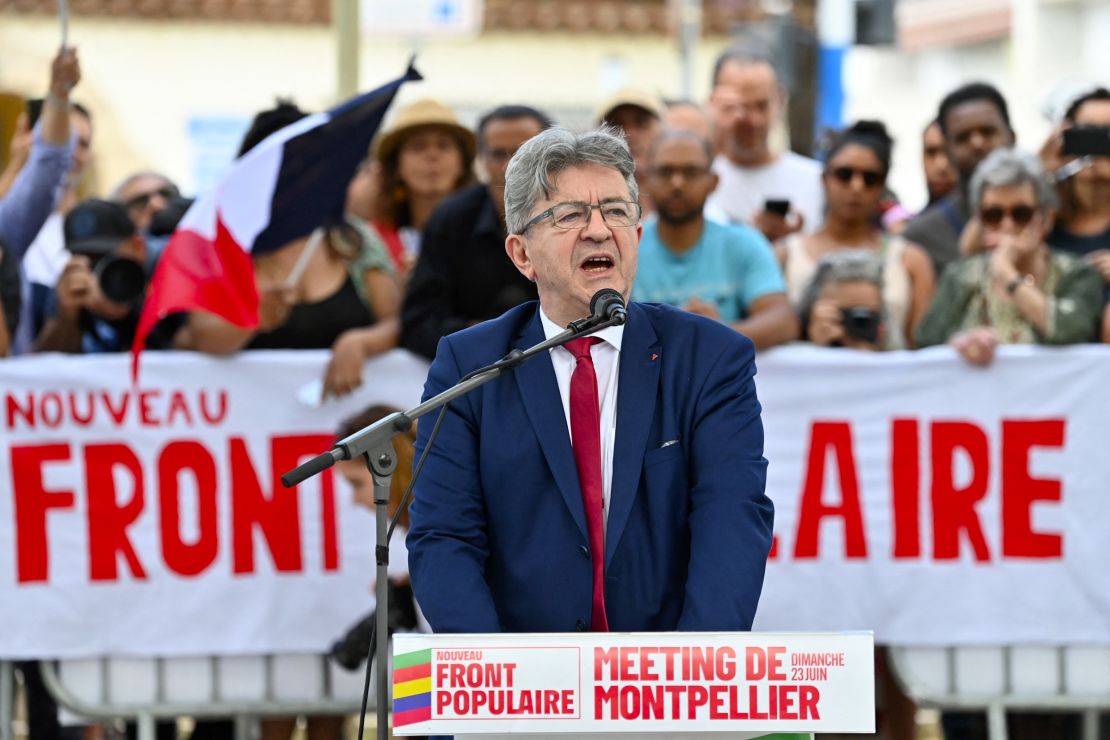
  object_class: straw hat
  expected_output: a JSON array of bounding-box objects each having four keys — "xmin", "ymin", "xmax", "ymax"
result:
[
  {"xmin": 594, "ymin": 88, "xmax": 666, "ymax": 125},
  {"xmin": 373, "ymin": 99, "xmax": 477, "ymax": 166}
]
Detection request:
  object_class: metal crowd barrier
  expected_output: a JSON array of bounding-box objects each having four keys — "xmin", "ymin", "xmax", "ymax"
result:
[
  {"xmin": 888, "ymin": 645, "xmax": 1110, "ymax": 740},
  {"xmin": 34, "ymin": 653, "xmax": 379, "ymax": 740},
  {"xmin": 1, "ymin": 661, "xmax": 14, "ymax": 740}
]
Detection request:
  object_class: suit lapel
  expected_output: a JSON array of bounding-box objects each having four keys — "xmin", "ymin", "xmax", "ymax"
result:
[
  {"xmin": 513, "ymin": 309, "xmax": 589, "ymax": 542},
  {"xmin": 606, "ymin": 303, "xmax": 661, "ymax": 566}
]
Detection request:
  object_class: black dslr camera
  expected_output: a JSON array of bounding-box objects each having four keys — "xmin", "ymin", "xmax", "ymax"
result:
[
  {"xmin": 840, "ymin": 307, "xmax": 882, "ymax": 344},
  {"xmin": 90, "ymin": 255, "xmax": 146, "ymax": 305},
  {"xmin": 63, "ymin": 199, "xmax": 147, "ymax": 305}
]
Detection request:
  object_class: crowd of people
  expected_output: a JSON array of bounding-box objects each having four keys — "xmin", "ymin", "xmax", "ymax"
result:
[
  {"xmin": 3, "ymin": 46, "xmax": 1107, "ymax": 382},
  {"xmin": 3, "ymin": 38, "xmax": 1109, "ymax": 740}
]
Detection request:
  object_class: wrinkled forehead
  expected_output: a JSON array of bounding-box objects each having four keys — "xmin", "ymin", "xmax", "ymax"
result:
[{"xmin": 542, "ymin": 163, "xmax": 632, "ymax": 204}]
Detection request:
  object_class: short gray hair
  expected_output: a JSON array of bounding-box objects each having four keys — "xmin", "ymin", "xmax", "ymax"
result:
[
  {"xmin": 504, "ymin": 126, "xmax": 638, "ymax": 235},
  {"xmin": 110, "ymin": 171, "xmax": 177, "ymax": 201},
  {"xmin": 969, "ymin": 148, "xmax": 1058, "ymax": 212},
  {"xmin": 798, "ymin": 249, "xmax": 885, "ymax": 330}
]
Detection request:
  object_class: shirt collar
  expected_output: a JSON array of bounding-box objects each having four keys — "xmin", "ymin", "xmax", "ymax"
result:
[{"xmin": 539, "ymin": 304, "xmax": 625, "ymax": 352}]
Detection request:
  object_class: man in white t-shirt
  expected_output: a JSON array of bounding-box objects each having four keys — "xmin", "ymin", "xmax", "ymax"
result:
[{"xmin": 705, "ymin": 47, "xmax": 824, "ymax": 242}]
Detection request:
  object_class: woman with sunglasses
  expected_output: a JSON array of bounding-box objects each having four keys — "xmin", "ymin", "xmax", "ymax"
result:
[
  {"xmin": 916, "ymin": 149, "xmax": 1103, "ymax": 365},
  {"xmin": 779, "ymin": 121, "xmax": 935, "ymax": 348}
]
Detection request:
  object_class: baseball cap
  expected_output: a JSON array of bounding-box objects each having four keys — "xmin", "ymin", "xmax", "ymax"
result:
[
  {"xmin": 594, "ymin": 88, "xmax": 666, "ymax": 125},
  {"xmin": 64, "ymin": 199, "xmax": 135, "ymax": 256}
]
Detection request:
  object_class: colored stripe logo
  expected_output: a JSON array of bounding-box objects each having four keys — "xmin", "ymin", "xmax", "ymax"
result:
[{"xmin": 393, "ymin": 648, "xmax": 432, "ymax": 727}]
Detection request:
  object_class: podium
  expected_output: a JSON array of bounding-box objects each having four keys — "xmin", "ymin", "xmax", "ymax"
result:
[{"xmin": 391, "ymin": 632, "xmax": 874, "ymax": 737}]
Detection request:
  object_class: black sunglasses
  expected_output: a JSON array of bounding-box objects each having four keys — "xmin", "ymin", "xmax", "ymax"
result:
[
  {"xmin": 124, "ymin": 185, "xmax": 179, "ymax": 212},
  {"xmin": 828, "ymin": 166, "xmax": 883, "ymax": 188},
  {"xmin": 979, "ymin": 205, "xmax": 1036, "ymax": 228}
]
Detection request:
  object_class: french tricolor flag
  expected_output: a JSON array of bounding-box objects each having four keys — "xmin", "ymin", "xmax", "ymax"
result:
[{"xmin": 131, "ymin": 65, "xmax": 421, "ymax": 378}]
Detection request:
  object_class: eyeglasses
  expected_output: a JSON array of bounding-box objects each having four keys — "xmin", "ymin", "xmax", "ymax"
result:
[
  {"xmin": 979, "ymin": 204, "xmax": 1037, "ymax": 228},
  {"xmin": 651, "ymin": 165, "xmax": 711, "ymax": 182},
  {"xmin": 828, "ymin": 166, "xmax": 884, "ymax": 189},
  {"xmin": 124, "ymin": 185, "xmax": 179, "ymax": 212},
  {"xmin": 520, "ymin": 200, "xmax": 642, "ymax": 233}
]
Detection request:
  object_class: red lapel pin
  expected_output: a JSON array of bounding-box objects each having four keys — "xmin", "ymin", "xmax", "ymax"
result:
[{"xmin": 651, "ymin": 353, "xmax": 658, "ymax": 361}]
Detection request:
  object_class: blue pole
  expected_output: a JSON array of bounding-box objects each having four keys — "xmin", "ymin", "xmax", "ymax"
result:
[{"xmin": 815, "ymin": 0, "xmax": 855, "ymax": 145}]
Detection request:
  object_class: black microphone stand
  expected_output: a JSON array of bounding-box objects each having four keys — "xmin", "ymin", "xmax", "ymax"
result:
[{"xmin": 280, "ymin": 301, "xmax": 626, "ymax": 740}]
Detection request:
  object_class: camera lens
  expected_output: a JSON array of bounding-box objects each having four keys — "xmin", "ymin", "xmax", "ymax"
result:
[
  {"xmin": 95, "ymin": 256, "xmax": 146, "ymax": 304},
  {"xmin": 840, "ymin": 307, "xmax": 882, "ymax": 344}
]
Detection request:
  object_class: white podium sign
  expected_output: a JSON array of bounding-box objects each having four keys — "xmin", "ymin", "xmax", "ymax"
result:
[{"xmin": 392, "ymin": 632, "xmax": 874, "ymax": 735}]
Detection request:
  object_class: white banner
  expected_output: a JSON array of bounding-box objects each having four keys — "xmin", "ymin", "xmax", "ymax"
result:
[
  {"xmin": 754, "ymin": 345, "xmax": 1110, "ymax": 645},
  {"xmin": 2, "ymin": 345, "xmax": 1109, "ymax": 658},
  {"xmin": 391, "ymin": 632, "xmax": 874, "ymax": 736},
  {"xmin": 0, "ymin": 350, "xmax": 429, "ymax": 659}
]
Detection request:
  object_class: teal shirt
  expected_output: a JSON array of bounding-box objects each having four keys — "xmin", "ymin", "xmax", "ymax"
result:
[{"xmin": 632, "ymin": 219, "xmax": 786, "ymax": 322}]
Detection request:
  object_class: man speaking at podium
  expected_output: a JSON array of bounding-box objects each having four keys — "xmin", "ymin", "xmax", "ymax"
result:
[{"xmin": 407, "ymin": 127, "xmax": 774, "ymax": 634}]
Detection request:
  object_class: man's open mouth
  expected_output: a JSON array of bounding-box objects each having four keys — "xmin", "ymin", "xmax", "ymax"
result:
[{"xmin": 580, "ymin": 255, "xmax": 614, "ymax": 273}]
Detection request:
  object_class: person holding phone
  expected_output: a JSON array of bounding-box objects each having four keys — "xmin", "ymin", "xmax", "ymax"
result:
[
  {"xmin": 704, "ymin": 47, "xmax": 824, "ymax": 241},
  {"xmin": 1039, "ymin": 87, "xmax": 1110, "ymax": 342},
  {"xmin": 778, "ymin": 121, "xmax": 935, "ymax": 348},
  {"xmin": 916, "ymin": 149, "xmax": 1103, "ymax": 364}
]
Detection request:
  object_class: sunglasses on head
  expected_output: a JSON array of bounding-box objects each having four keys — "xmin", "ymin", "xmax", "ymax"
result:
[
  {"xmin": 124, "ymin": 185, "xmax": 178, "ymax": 212},
  {"xmin": 828, "ymin": 166, "xmax": 883, "ymax": 188},
  {"xmin": 979, "ymin": 204, "xmax": 1036, "ymax": 228}
]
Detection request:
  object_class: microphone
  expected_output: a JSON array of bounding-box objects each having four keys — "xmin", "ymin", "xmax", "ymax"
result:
[{"xmin": 588, "ymin": 288, "xmax": 627, "ymax": 327}]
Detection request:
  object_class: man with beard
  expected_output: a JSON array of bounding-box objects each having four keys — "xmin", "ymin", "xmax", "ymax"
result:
[{"xmin": 632, "ymin": 130, "xmax": 796, "ymax": 349}]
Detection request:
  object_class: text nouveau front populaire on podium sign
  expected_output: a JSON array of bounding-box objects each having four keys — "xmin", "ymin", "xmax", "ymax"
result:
[{"xmin": 392, "ymin": 632, "xmax": 874, "ymax": 735}]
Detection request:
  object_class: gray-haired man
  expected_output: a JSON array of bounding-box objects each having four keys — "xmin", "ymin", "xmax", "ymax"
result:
[{"xmin": 406, "ymin": 127, "xmax": 774, "ymax": 634}]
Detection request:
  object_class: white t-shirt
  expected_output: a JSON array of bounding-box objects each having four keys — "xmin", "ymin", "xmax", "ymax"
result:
[
  {"xmin": 22, "ymin": 211, "xmax": 68, "ymax": 286},
  {"xmin": 706, "ymin": 150, "xmax": 825, "ymax": 235}
]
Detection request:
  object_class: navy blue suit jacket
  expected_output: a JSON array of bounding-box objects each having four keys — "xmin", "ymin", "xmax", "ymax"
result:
[{"xmin": 406, "ymin": 301, "xmax": 773, "ymax": 633}]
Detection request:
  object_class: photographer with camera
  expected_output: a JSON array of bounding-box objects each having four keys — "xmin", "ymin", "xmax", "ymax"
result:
[
  {"xmin": 799, "ymin": 250, "xmax": 887, "ymax": 351},
  {"xmin": 34, "ymin": 198, "xmax": 154, "ymax": 354}
]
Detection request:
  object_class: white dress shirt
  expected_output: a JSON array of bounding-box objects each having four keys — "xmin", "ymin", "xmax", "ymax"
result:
[{"xmin": 539, "ymin": 308, "xmax": 623, "ymax": 527}]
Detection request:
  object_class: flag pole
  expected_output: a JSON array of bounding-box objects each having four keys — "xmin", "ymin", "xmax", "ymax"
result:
[{"xmin": 333, "ymin": 0, "xmax": 360, "ymax": 100}]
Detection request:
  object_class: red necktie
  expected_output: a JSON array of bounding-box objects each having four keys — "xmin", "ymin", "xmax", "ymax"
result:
[{"xmin": 565, "ymin": 336, "xmax": 609, "ymax": 631}]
